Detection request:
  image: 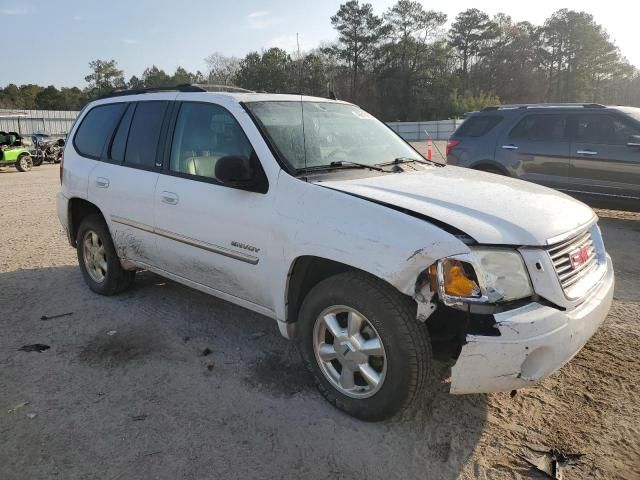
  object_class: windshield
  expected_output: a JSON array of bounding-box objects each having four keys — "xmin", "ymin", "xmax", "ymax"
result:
[
  {"xmin": 245, "ymin": 101, "xmax": 423, "ymax": 171},
  {"xmin": 619, "ymin": 107, "xmax": 640, "ymax": 122}
]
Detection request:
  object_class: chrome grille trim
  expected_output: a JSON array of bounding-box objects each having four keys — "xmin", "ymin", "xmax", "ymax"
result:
[{"xmin": 547, "ymin": 229, "xmax": 599, "ymax": 293}]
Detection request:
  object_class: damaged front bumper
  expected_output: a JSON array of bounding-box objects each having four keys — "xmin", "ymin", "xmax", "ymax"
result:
[{"xmin": 450, "ymin": 254, "xmax": 614, "ymax": 394}]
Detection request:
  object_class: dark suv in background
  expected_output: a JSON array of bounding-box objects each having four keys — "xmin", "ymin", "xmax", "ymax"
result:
[{"xmin": 446, "ymin": 104, "xmax": 640, "ymax": 208}]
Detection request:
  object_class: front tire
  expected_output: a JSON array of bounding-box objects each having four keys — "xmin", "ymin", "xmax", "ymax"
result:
[
  {"xmin": 297, "ymin": 271, "xmax": 433, "ymax": 421},
  {"xmin": 15, "ymin": 154, "xmax": 32, "ymax": 172},
  {"xmin": 76, "ymin": 214, "xmax": 135, "ymax": 295}
]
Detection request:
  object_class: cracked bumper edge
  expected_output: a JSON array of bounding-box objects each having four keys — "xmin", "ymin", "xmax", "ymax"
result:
[{"xmin": 450, "ymin": 255, "xmax": 614, "ymax": 394}]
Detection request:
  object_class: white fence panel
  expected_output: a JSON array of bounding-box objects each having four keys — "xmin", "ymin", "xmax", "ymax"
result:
[
  {"xmin": 387, "ymin": 119, "xmax": 463, "ymax": 141},
  {"xmin": 0, "ymin": 109, "xmax": 79, "ymax": 136}
]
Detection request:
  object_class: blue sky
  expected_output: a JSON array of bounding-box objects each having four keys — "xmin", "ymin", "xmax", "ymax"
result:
[{"xmin": 2, "ymin": 0, "xmax": 638, "ymax": 87}]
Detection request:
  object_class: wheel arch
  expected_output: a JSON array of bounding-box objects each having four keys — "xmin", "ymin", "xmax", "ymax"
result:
[
  {"xmin": 67, "ymin": 198, "xmax": 105, "ymax": 247},
  {"xmin": 284, "ymin": 255, "xmax": 422, "ymax": 338}
]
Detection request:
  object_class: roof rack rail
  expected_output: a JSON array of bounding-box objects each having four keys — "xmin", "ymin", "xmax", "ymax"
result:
[
  {"xmin": 194, "ymin": 84, "xmax": 255, "ymax": 93},
  {"xmin": 482, "ymin": 103, "xmax": 606, "ymax": 111},
  {"xmin": 98, "ymin": 83, "xmax": 255, "ymax": 100},
  {"xmin": 98, "ymin": 84, "xmax": 206, "ymax": 99}
]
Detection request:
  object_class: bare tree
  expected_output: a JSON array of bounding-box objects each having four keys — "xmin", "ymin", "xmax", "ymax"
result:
[{"xmin": 204, "ymin": 52, "xmax": 241, "ymax": 85}]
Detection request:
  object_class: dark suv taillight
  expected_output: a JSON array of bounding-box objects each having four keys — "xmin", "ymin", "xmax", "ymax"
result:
[{"xmin": 446, "ymin": 139, "xmax": 460, "ymax": 157}]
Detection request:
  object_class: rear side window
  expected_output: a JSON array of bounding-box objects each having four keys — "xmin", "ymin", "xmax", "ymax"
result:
[
  {"xmin": 74, "ymin": 103, "xmax": 125, "ymax": 158},
  {"xmin": 124, "ymin": 101, "xmax": 168, "ymax": 168},
  {"xmin": 455, "ymin": 116, "xmax": 502, "ymax": 137},
  {"xmin": 510, "ymin": 114, "xmax": 568, "ymax": 142}
]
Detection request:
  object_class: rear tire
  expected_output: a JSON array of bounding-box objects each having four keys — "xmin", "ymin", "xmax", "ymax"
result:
[
  {"xmin": 76, "ymin": 214, "xmax": 135, "ymax": 295},
  {"xmin": 15, "ymin": 154, "xmax": 32, "ymax": 172},
  {"xmin": 297, "ymin": 271, "xmax": 433, "ymax": 421}
]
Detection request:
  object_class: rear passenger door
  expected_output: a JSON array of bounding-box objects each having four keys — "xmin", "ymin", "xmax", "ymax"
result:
[
  {"xmin": 153, "ymin": 101, "xmax": 275, "ymax": 310},
  {"xmin": 569, "ymin": 113, "xmax": 640, "ymax": 199},
  {"xmin": 495, "ymin": 113, "xmax": 570, "ymax": 190},
  {"xmin": 88, "ymin": 100, "xmax": 170, "ymax": 267}
]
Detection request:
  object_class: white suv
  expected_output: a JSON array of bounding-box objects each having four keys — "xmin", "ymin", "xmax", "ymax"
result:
[{"xmin": 57, "ymin": 86, "xmax": 614, "ymax": 420}]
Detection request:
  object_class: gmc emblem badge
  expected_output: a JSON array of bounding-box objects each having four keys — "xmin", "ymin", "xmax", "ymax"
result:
[{"xmin": 569, "ymin": 246, "xmax": 590, "ymax": 269}]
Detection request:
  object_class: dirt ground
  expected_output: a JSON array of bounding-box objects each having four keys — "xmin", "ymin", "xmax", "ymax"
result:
[{"xmin": 1, "ymin": 164, "xmax": 638, "ymax": 480}]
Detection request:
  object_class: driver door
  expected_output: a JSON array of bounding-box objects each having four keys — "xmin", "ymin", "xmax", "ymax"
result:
[
  {"xmin": 569, "ymin": 113, "xmax": 640, "ymax": 199},
  {"xmin": 153, "ymin": 101, "xmax": 276, "ymax": 309}
]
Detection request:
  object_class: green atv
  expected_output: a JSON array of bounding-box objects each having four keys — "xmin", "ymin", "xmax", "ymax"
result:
[{"xmin": 0, "ymin": 131, "xmax": 33, "ymax": 172}]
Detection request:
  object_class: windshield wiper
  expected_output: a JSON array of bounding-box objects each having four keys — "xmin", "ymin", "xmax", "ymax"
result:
[
  {"xmin": 330, "ymin": 161, "xmax": 385, "ymax": 171},
  {"xmin": 378, "ymin": 157, "xmax": 443, "ymax": 167},
  {"xmin": 298, "ymin": 161, "xmax": 386, "ymax": 173}
]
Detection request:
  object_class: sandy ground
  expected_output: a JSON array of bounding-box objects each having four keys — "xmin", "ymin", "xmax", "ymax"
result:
[{"xmin": 1, "ymin": 164, "xmax": 638, "ymax": 480}]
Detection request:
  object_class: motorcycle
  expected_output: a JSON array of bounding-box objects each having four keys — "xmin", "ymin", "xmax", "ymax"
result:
[{"xmin": 31, "ymin": 136, "xmax": 65, "ymax": 166}]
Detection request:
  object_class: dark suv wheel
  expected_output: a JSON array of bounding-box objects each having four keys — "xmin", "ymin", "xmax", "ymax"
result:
[{"xmin": 297, "ymin": 271, "xmax": 433, "ymax": 421}]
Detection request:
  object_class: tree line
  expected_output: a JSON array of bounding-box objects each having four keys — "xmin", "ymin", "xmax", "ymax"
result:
[{"xmin": 1, "ymin": 1, "xmax": 639, "ymax": 121}]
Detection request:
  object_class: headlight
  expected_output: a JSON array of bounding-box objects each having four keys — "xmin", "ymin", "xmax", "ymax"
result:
[{"xmin": 430, "ymin": 248, "xmax": 533, "ymax": 307}]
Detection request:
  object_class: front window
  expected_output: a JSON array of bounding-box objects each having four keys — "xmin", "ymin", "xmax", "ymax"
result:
[
  {"xmin": 619, "ymin": 107, "xmax": 640, "ymax": 123},
  {"xmin": 575, "ymin": 114, "xmax": 640, "ymax": 146},
  {"xmin": 170, "ymin": 102, "xmax": 255, "ymax": 180},
  {"xmin": 245, "ymin": 101, "xmax": 422, "ymax": 171}
]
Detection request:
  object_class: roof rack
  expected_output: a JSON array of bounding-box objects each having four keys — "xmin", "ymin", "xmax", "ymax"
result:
[
  {"xmin": 98, "ymin": 84, "xmax": 204, "ymax": 99},
  {"xmin": 481, "ymin": 103, "xmax": 606, "ymax": 111},
  {"xmin": 195, "ymin": 84, "xmax": 255, "ymax": 93},
  {"xmin": 98, "ymin": 83, "xmax": 254, "ymax": 100}
]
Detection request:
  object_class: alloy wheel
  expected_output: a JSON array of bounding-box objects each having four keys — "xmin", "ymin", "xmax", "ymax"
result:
[
  {"xmin": 313, "ymin": 306, "xmax": 387, "ymax": 399},
  {"xmin": 82, "ymin": 230, "xmax": 107, "ymax": 283}
]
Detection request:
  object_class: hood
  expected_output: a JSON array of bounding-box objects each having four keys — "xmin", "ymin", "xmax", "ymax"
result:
[{"xmin": 319, "ymin": 166, "xmax": 596, "ymax": 246}]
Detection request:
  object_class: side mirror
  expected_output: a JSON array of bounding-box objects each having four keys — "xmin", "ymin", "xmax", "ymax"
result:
[
  {"xmin": 215, "ymin": 155, "xmax": 254, "ymax": 187},
  {"xmin": 627, "ymin": 135, "xmax": 640, "ymax": 147}
]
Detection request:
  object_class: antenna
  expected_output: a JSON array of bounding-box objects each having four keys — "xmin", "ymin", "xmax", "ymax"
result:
[{"xmin": 296, "ymin": 32, "xmax": 302, "ymax": 93}]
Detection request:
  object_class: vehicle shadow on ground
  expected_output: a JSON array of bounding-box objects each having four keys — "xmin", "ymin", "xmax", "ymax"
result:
[
  {"xmin": 580, "ymin": 196, "xmax": 640, "ymax": 212},
  {"xmin": 1, "ymin": 265, "xmax": 490, "ymax": 480}
]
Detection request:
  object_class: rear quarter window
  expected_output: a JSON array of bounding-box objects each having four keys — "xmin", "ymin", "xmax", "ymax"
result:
[
  {"xmin": 73, "ymin": 103, "xmax": 125, "ymax": 158},
  {"xmin": 455, "ymin": 115, "xmax": 502, "ymax": 137}
]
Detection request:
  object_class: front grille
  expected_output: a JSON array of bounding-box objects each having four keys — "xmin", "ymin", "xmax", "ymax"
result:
[{"xmin": 547, "ymin": 229, "xmax": 598, "ymax": 292}]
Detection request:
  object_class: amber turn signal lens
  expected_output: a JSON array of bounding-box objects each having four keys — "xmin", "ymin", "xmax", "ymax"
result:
[
  {"xmin": 428, "ymin": 264, "xmax": 438, "ymax": 293},
  {"xmin": 442, "ymin": 260, "xmax": 480, "ymax": 298}
]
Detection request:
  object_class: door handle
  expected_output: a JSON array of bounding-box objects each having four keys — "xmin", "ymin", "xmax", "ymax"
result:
[
  {"xmin": 576, "ymin": 149, "xmax": 598, "ymax": 156},
  {"xmin": 160, "ymin": 191, "xmax": 179, "ymax": 205},
  {"xmin": 95, "ymin": 177, "xmax": 110, "ymax": 188},
  {"xmin": 501, "ymin": 144, "xmax": 518, "ymax": 150}
]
